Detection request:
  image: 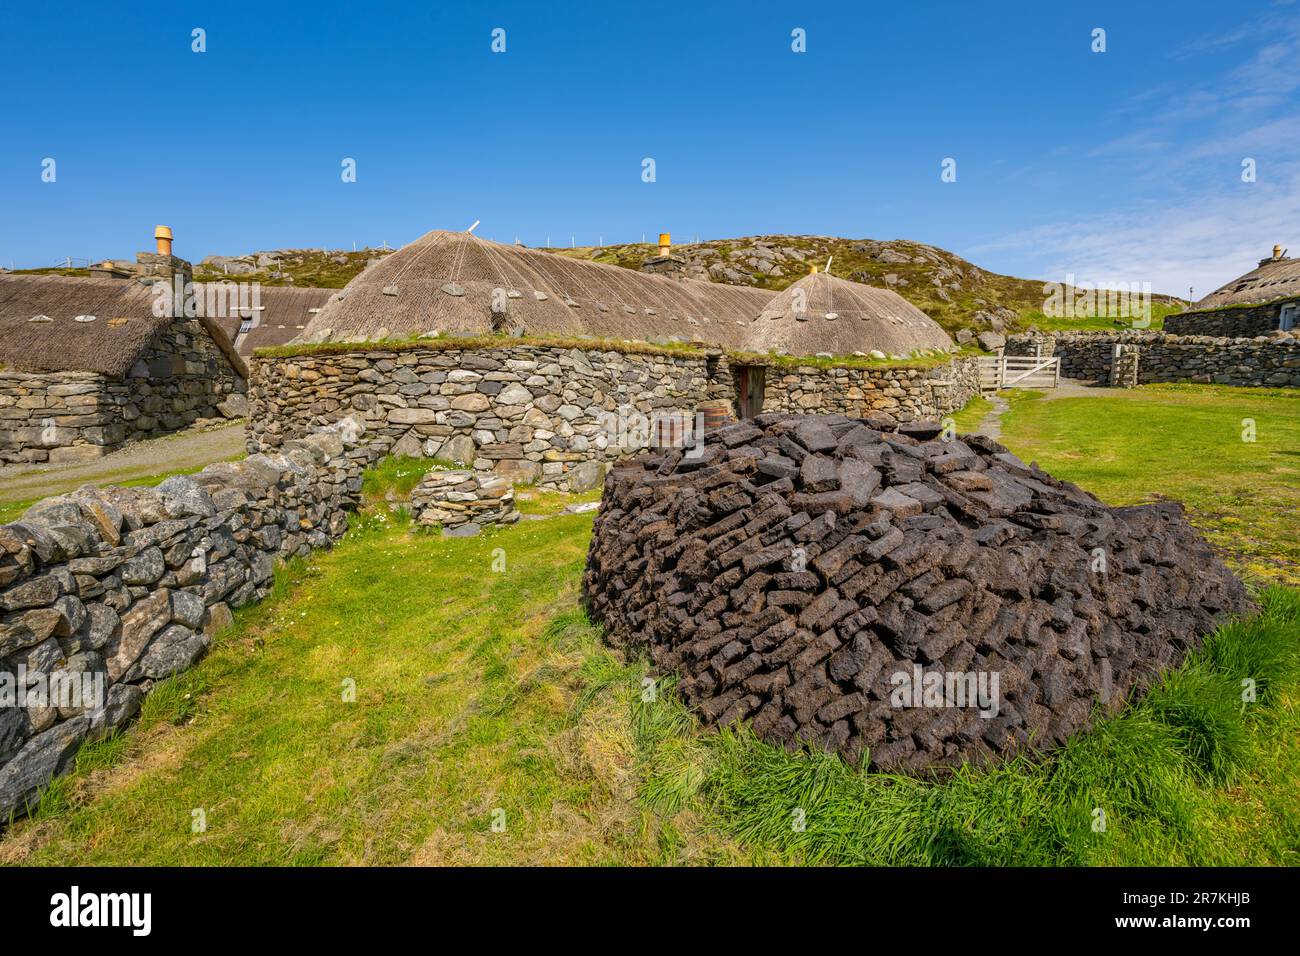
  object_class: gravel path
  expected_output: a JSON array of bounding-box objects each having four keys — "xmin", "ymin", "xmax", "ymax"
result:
[{"xmin": 0, "ymin": 422, "xmax": 246, "ymax": 505}]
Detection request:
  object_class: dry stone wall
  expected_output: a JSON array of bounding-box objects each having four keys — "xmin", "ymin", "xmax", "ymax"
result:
[
  {"xmin": 411, "ymin": 470, "xmax": 519, "ymax": 535},
  {"xmin": 0, "ymin": 424, "xmax": 365, "ymax": 821},
  {"xmin": 120, "ymin": 317, "xmax": 245, "ymax": 440},
  {"xmin": 752, "ymin": 356, "xmax": 980, "ymax": 421},
  {"xmin": 584, "ymin": 414, "xmax": 1249, "ymax": 773},
  {"xmin": 248, "ymin": 345, "xmax": 717, "ymax": 492},
  {"xmin": 1006, "ymin": 330, "xmax": 1300, "ymax": 387},
  {"xmin": 250, "ymin": 344, "xmax": 983, "ymax": 490},
  {"xmin": 0, "ymin": 318, "xmax": 245, "ymax": 466},
  {"xmin": 1164, "ymin": 298, "xmax": 1294, "ymax": 338}
]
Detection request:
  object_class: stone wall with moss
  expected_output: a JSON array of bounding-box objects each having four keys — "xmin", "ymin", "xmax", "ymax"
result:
[
  {"xmin": 247, "ymin": 344, "xmax": 717, "ymax": 492},
  {"xmin": 743, "ymin": 356, "xmax": 981, "ymax": 421},
  {"xmin": 1006, "ymin": 330, "xmax": 1300, "ymax": 387}
]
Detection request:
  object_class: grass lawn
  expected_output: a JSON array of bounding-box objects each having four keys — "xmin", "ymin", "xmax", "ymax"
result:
[
  {"xmin": 2, "ymin": 384, "xmax": 1297, "ymax": 866},
  {"xmin": 996, "ymin": 384, "xmax": 1300, "ymax": 588}
]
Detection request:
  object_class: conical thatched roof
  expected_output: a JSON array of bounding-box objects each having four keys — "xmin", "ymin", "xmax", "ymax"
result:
[
  {"xmin": 740, "ymin": 271, "xmax": 953, "ymax": 357},
  {"xmin": 1194, "ymin": 255, "xmax": 1300, "ymax": 309},
  {"xmin": 297, "ymin": 230, "xmax": 774, "ymax": 347}
]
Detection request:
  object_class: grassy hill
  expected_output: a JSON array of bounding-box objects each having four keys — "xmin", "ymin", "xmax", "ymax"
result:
[
  {"xmin": 190, "ymin": 248, "xmax": 396, "ymax": 288},
  {"xmin": 545, "ymin": 235, "xmax": 1185, "ymax": 334}
]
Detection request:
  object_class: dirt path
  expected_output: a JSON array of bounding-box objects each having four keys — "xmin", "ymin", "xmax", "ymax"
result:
[{"xmin": 0, "ymin": 422, "xmax": 246, "ymax": 506}]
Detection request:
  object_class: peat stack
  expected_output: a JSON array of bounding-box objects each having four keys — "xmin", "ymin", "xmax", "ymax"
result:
[{"xmin": 582, "ymin": 413, "xmax": 1250, "ymax": 773}]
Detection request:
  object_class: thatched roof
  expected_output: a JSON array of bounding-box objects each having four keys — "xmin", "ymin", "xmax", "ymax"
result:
[
  {"xmin": 0, "ymin": 274, "xmax": 170, "ymax": 376},
  {"xmin": 0, "ymin": 274, "xmax": 246, "ymax": 378},
  {"xmin": 207, "ymin": 285, "xmax": 334, "ymax": 355},
  {"xmin": 740, "ymin": 272, "xmax": 954, "ymax": 357},
  {"xmin": 1195, "ymin": 255, "xmax": 1300, "ymax": 309},
  {"xmin": 298, "ymin": 230, "xmax": 774, "ymax": 348}
]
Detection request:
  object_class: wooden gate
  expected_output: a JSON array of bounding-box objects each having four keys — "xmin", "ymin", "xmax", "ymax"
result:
[
  {"xmin": 977, "ymin": 355, "xmax": 1060, "ymax": 395},
  {"xmin": 735, "ymin": 365, "xmax": 766, "ymax": 418}
]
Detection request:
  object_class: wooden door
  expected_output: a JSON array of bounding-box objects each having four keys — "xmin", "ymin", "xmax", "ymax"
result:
[{"xmin": 736, "ymin": 366, "xmax": 766, "ymax": 419}]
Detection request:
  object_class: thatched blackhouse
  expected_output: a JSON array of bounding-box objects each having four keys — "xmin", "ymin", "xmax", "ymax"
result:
[
  {"xmin": 0, "ymin": 274, "xmax": 245, "ymax": 465},
  {"xmin": 1168, "ymin": 245, "xmax": 1300, "ymax": 336},
  {"xmin": 745, "ymin": 270, "xmax": 953, "ymax": 358}
]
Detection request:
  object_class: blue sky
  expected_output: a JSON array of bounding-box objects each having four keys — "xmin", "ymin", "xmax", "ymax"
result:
[{"xmin": 2, "ymin": 0, "xmax": 1297, "ymax": 296}]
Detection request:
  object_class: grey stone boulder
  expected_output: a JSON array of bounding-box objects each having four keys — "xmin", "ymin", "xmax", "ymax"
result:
[
  {"xmin": 216, "ymin": 393, "xmax": 249, "ymax": 419},
  {"xmin": 170, "ymin": 590, "xmax": 206, "ymax": 630},
  {"xmin": 52, "ymin": 594, "xmax": 86, "ymax": 638},
  {"xmin": 125, "ymin": 624, "xmax": 209, "ymax": 682},
  {"xmin": 120, "ymin": 546, "xmax": 166, "ymax": 586},
  {"xmin": 78, "ymin": 603, "xmax": 120, "ymax": 652},
  {"xmin": 10, "ymin": 637, "xmax": 63, "ymax": 680},
  {"xmin": 442, "ymin": 523, "xmax": 482, "ymax": 538},
  {"xmin": 93, "ymin": 683, "xmax": 144, "ymax": 736},
  {"xmin": 567, "ymin": 461, "xmax": 606, "ymax": 493},
  {"xmin": 1, "ymin": 607, "xmax": 63, "ymax": 657},
  {"xmin": 0, "ymin": 706, "xmax": 29, "ymax": 764},
  {"xmin": 976, "ymin": 331, "xmax": 1007, "ymax": 352},
  {"xmin": 156, "ymin": 476, "xmax": 217, "ymax": 518},
  {"xmin": 435, "ymin": 434, "xmax": 476, "ymax": 465},
  {"xmin": 56, "ymin": 651, "xmax": 107, "ymax": 718},
  {"xmin": 1, "ymin": 573, "xmax": 63, "ymax": 611},
  {"xmin": 0, "ymin": 716, "xmax": 90, "ymax": 821},
  {"xmin": 104, "ymin": 589, "xmax": 172, "ymax": 681}
]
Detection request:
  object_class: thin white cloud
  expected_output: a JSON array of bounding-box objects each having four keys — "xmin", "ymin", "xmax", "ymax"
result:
[
  {"xmin": 970, "ymin": 171, "xmax": 1300, "ymax": 297},
  {"xmin": 973, "ymin": 11, "xmax": 1300, "ymax": 299}
]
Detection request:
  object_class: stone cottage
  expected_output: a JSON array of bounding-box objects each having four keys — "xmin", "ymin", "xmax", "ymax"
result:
[
  {"xmin": 1168, "ymin": 244, "xmax": 1300, "ymax": 336},
  {"xmin": 246, "ymin": 229, "xmax": 974, "ymax": 491},
  {"xmin": 0, "ymin": 274, "xmax": 246, "ymax": 465}
]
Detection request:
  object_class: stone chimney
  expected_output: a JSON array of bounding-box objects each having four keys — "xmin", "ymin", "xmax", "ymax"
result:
[{"xmin": 134, "ymin": 223, "xmax": 192, "ymax": 285}]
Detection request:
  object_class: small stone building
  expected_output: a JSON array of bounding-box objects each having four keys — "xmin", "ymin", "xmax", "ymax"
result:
[
  {"xmin": 1169, "ymin": 246, "xmax": 1300, "ymax": 336},
  {"xmin": 248, "ymin": 229, "xmax": 974, "ymax": 490},
  {"xmin": 0, "ymin": 274, "xmax": 246, "ymax": 465}
]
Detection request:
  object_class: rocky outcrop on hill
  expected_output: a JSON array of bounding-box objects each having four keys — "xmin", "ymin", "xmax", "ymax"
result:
[
  {"xmin": 552, "ymin": 235, "xmax": 1053, "ymax": 330},
  {"xmin": 582, "ymin": 414, "xmax": 1250, "ymax": 773},
  {"xmin": 193, "ymin": 248, "xmax": 395, "ymax": 289}
]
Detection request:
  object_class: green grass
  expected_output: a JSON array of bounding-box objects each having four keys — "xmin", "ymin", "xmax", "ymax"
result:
[
  {"xmin": 257, "ymin": 334, "xmax": 707, "ymax": 361},
  {"xmin": 1021, "ymin": 300, "xmax": 1184, "ymax": 333},
  {"xmin": 360, "ymin": 455, "xmax": 458, "ymax": 503},
  {"xmin": 948, "ymin": 394, "xmax": 993, "ymax": 433},
  {"xmin": 4, "ymin": 383, "xmax": 1297, "ymax": 866},
  {"xmin": 4, "ymin": 503, "xmax": 1295, "ymax": 864},
  {"xmin": 996, "ymin": 384, "xmax": 1300, "ymax": 586}
]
